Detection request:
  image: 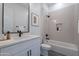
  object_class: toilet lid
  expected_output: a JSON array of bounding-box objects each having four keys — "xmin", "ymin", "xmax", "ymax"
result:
[{"xmin": 41, "ymin": 44, "xmax": 51, "ymax": 49}]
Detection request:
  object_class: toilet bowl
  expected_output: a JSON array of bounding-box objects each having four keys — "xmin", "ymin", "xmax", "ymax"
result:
[{"xmin": 41, "ymin": 44, "xmax": 51, "ymax": 56}]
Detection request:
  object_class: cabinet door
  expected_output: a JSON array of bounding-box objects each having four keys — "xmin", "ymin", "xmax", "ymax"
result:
[
  {"xmin": 13, "ymin": 48, "xmax": 30, "ymax": 56},
  {"xmin": 30, "ymin": 43, "xmax": 40, "ymax": 56},
  {"xmin": 0, "ymin": 52, "xmax": 12, "ymax": 56},
  {"xmin": 14, "ymin": 50, "xmax": 26, "ymax": 56}
]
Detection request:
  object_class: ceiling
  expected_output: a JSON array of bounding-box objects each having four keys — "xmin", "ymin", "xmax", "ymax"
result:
[
  {"xmin": 17, "ymin": 3, "xmax": 29, "ymax": 8},
  {"xmin": 45, "ymin": 3, "xmax": 56, "ymax": 8}
]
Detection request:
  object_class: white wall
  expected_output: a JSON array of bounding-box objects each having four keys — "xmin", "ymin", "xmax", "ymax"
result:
[
  {"xmin": 30, "ymin": 3, "xmax": 42, "ymax": 36},
  {"xmin": 29, "ymin": 3, "xmax": 45, "ymax": 43}
]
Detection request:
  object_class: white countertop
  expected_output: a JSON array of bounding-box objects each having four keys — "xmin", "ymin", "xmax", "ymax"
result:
[{"xmin": 0, "ymin": 33, "xmax": 40, "ymax": 48}]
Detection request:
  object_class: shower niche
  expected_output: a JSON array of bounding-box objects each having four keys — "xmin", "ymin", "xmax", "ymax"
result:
[{"xmin": 56, "ymin": 23, "xmax": 63, "ymax": 32}]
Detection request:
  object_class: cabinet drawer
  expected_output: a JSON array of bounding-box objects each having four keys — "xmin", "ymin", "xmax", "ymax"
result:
[{"xmin": 1, "ymin": 38, "xmax": 40, "ymax": 55}]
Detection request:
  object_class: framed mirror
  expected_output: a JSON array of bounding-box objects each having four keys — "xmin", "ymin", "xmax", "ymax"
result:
[{"xmin": 2, "ymin": 3, "xmax": 30, "ymax": 34}]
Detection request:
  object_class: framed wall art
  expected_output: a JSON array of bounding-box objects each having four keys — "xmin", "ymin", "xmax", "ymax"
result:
[{"xmin": 31, "ymin": 12, "xmax": 39, "ymax": 26}]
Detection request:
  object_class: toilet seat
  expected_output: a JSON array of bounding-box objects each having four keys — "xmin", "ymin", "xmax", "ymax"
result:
[
  {"xmin": 41, "ymin": 44, "xmax": 51, "ymax": 50},
  {"xmin": 41, "ymin": 44, "xmax": 51, "ymax": 56}
]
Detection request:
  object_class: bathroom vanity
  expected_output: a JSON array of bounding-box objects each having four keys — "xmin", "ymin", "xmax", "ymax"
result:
[
  {"xmin": 0, "ymin": 34, "xmax": 41, "ymax": 56},
  {"xmin": 0, "ymin": 3, "xmax": 41, "ymax": 56}
]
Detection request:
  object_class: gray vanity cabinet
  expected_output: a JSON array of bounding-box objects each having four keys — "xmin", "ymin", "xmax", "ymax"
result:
[{"xmin": 0, "ymin": 38, "xmax": 41, "ymax": 56}]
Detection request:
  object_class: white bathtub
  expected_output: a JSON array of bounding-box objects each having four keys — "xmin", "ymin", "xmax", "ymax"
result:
[{"xmin": 44, "ymin": 40, "xmax": 78, "ymax": 56}]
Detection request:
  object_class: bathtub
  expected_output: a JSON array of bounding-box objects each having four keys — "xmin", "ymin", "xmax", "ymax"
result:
[{"xmin": 44, "ymin": 40, "xmax": 78, "ymax": 56}]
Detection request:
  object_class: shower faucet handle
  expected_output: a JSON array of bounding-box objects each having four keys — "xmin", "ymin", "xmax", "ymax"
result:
[
  {"xmin": 45, "ymin": 34, "xmax": 49, "ymax": 40},
  {"xmin": 46, "ymin": 34, "xmax": 48, "ymax": 37}
]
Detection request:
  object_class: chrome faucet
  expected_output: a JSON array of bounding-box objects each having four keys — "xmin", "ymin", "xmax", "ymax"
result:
[{"xmin": 17, "ymin": 30, "xmax": 23, "ymax": 37}]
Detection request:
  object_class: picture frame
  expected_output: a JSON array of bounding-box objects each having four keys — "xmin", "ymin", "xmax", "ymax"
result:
[{"xmin": 31, "ymin": 12, "xmax": 39, "ymax": 26}]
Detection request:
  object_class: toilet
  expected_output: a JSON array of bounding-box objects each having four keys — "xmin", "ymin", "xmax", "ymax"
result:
[{"xmin": 41, "ymin": 44, "xmax": 51, "ymax": 56}]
